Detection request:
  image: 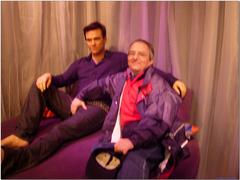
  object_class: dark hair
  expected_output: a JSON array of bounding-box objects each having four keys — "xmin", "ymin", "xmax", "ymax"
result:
[
  {"xmin": 128, "ymin": 39, "xmax": 154, "ymax": 60},
  {"xmin": 83, "ymin": 21, "xmax": 106, "ymax": 39}
]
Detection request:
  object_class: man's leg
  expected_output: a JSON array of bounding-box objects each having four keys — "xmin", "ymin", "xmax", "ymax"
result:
[
  {"xmin": 117, "ymin": 145, "xmax": 164, "ymax": 179},
  {"xmin": 1, "ymin": 82, "xmax": 72, "ymax": 148},
  {"xmin": 1, "ymin": 105, "xmax": 106, "ymax": 177}
]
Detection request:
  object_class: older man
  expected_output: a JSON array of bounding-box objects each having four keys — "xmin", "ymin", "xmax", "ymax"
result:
[{"xmin": 77, "ymin": 39, "xmax": 182, "ymax": 178}]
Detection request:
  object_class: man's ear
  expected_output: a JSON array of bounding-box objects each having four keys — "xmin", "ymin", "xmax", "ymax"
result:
[
  {"xmin": 104, "ymin": 37, "xmax": 107, "ymax": 43},
  {"xmin": 149, "ymin": 59, "xmax": 154, "ymax": 66}
]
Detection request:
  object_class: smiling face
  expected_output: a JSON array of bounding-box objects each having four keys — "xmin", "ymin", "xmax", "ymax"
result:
[
  {"xmin": 85, "ymin": 29, "xmax": 106, "ymax": 56},
  {"xmin": 127, "ymin": 41, "xmax": 154, "ymax": 75}
]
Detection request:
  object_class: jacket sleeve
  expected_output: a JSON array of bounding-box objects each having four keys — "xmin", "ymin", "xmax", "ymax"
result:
[
  {"xmin": 75, "ymin": 73, "xmax": 118, "ymax": 100},
  {"xmin": 155, "ymin": 68, "xmax": 177, "ymax": 87},
  {"xmin": 128, "ymin": 88, "xmax": 181, "ymax": 148}
]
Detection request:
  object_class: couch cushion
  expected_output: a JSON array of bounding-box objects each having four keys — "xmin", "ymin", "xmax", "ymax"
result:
[{"xmin": 177, "ymin": 89, "xmax": 193, "ymax": 122}]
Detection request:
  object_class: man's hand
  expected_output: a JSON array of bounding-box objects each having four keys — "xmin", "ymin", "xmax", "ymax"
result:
[
  {"xmin": 114, "ymin": 138, "xmax": 134, "ymax": 155},
  {"xmin": 36, "ymin": 73, "xmax": 52, "ymax": 92},
  {"xmin": 70, "ymin": 98, "xmax": 87, "ymax": 115},
  {"xmin": 173, "ymin": 80, "xmax": 187, "ymax": 98}
]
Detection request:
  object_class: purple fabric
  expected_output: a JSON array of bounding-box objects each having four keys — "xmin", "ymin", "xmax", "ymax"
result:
[
  {"xmin": 52, "ymin": 51, "xmax": 128, "ymax": 94},
  {"xmin": 78, "ymin": 66, "xmax": 182, "ymax": 148}
]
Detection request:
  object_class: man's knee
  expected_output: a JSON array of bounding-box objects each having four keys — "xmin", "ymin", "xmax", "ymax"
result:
[
  {"xmin": 51, "ymin": 118, "xmax": 81, "ymax": 140},
  {"xmin": 51, "ymin": 122, "xmax": 68, "ymax": 136}
]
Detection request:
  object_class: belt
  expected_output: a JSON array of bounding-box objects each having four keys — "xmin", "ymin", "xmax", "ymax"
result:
[{"xmin": 86, "ymin": 100, "xmax": 110, "ymax": 113}]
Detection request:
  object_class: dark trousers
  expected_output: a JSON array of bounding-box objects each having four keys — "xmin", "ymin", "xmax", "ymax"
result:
[
  {"xmin": 2, "ymin": 82, "xmax": 106, "ymax": 177},
  {"xmin": 117, "ymin": 145, "xmax": 164, "ymax": 179}
]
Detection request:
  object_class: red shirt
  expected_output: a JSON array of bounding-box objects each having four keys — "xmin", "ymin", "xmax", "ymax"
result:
[{"xmin": 120, "ymin": 72, "xmax": 144, "ymax": 128}]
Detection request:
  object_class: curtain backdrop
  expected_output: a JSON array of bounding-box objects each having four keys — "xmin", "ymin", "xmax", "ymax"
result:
[{"xmin": 1, "ymin": 1, "xmax": 239, "ymax": 178}]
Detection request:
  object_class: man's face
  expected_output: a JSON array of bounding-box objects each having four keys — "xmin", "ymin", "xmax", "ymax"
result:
[
  {"xmin": 85, "ymin": 29, "xmax": 106, "ymax": 56},
  {"xmin": 128, "ymin": 42, "xmax": 153, "ymax": 75}
]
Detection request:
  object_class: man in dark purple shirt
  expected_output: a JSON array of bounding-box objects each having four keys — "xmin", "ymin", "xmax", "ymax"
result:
[{"xmin": 1, "ymin": 21, "xmax": 186, "ymax": 177}]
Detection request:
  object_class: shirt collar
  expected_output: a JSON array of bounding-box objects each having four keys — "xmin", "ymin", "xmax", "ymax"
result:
[
  {"xmin": 126, "ymin": 68, "xmax": 145, "ymax": 82},
  {"xmin": 86, "ymin": 50, "xmax": 111, "ymax": 62},
  {"xmin": 126, "ymin": 66, "xmax": 155, "ymax": 86}
]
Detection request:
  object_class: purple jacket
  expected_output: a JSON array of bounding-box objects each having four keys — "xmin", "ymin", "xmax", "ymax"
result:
[{"xmin": 77, "ymin": 66, "xmax": 182, "ymax": 148}]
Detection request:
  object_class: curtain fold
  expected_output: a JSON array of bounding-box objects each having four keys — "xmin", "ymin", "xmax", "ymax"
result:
[
  {"xmin": 1, "ymin": 1, "xmax": 238, "ymax": 178},
  {"xmin": 169, "ymin": 2, "xmax": 239, "ymax": 178}
]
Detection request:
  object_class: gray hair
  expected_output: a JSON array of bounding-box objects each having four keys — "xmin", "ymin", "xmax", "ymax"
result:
[{"xmin": 128, "ymin": 39, "xmax": 154, "ymax": 60}]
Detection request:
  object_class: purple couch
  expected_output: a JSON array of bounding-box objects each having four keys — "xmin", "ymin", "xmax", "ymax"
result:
[{"xmin": 1, "ymin": 90, "xmax": 200, "ymax": 179}]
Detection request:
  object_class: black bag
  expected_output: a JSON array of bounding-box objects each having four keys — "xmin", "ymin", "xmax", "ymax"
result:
[{"xmin": 162, "ymin": 121, "xmax": 192, "ymax": 161}]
